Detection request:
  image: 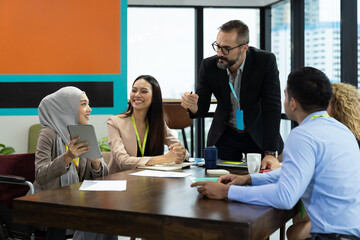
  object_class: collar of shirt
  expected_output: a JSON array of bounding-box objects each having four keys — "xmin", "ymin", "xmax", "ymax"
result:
[{"xmin": 301, "ymin": 110, "xmax": 329, "ymax": 125}]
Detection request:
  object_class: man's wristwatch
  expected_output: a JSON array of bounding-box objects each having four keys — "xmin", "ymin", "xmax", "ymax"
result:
[{"xmin": 264, "ymin": 151, "xmax": 278, "ymax": 158}]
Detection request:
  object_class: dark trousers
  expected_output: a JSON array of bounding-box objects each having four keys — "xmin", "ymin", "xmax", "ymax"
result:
[
  {"xmin": 306, "ymin": 233, "xmax": 360, "ymax": 240},
  {"xmin": 215, "ymin": 127, "xmax": 262, "ymax": 161},
  {"xmin": 46, "ymin": 227, "xmax": 66, "ymax": 240}
]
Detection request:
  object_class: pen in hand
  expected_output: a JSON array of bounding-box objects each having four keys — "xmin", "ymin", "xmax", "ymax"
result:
[{"xmin": 187, "ymin": 91, "xmax": 193, "ymax": 113}]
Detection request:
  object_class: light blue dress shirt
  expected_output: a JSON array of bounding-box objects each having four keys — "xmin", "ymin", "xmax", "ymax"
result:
[{"xmin": 228, "ymin": 111, "xmax": 360, "ymax": 236}]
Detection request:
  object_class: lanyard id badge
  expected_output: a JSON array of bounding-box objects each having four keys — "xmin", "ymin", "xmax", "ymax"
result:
[
  {"xmin": 229, "ymin": 81, "xmax": 244, "ymax": 130},
  {"xmin": 130, "ymin": 115, "xmax": 149, "ymax": 157},
  {"xmin": 309, "ymin": 113, "xmax": 330, "ymax": 120},
  {"xmin": 236, "ymin": 108, "xmax": 244, "ymax": 130}
]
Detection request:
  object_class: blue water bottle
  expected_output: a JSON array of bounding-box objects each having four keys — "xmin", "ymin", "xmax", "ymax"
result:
[{"xmin": 204, "ymin": 146, "xmax": 218, "ymax": 169}]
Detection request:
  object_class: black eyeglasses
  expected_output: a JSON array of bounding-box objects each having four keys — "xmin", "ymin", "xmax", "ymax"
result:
[{"xmin": 212, "ymin": 41, "xmax": 247, "ymax": 55}]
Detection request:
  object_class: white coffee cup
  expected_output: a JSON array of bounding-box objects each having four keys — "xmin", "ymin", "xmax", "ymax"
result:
[{"xmin": 247, "ymin": 153, "xmax": 261, "ymax": 174}]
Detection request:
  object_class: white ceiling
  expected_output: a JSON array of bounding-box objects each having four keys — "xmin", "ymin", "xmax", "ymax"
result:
[{"xmin": 128, "ymin": 0, "xmax": 282, "ymax": 7}]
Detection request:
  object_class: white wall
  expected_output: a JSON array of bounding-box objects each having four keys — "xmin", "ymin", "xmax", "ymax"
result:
[{"xmin": 0, "ymin": 115, "xmax": 112, "ymax": 154}]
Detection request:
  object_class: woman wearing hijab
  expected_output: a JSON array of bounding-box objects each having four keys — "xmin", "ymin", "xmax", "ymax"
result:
[
  {"xmin": 107, "ymin": 75, "xmax": 188, "ymax": 173},
  {"xmin": 33, "ymin": 86, "xmax": 116, "ymax": 240}
]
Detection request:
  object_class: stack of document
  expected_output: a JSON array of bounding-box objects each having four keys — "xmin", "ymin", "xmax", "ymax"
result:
[{"xmin": 137, "ymin": 162, "xmax": 195, "ymax": 171}]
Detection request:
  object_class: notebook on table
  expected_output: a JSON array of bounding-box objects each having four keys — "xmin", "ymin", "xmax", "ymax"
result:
[
  {"xmin": 216, "ymin": 160, "xmax": 247, "ymax": 168},
  {"xmin": 189, "ymin": 158, "xmax": 247, "ymax": 168},
  {"xmin": 137, "ymin": 162, "xmax": 195, "ymax": 171}
]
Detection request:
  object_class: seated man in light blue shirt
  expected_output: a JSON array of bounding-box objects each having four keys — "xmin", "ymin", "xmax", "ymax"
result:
[{"xmin": 191, "ymin": 67, "xmax": 360, "ymax": 239}]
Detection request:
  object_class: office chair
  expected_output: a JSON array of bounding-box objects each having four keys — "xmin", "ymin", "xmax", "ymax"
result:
[
  {"xmin": 101, "ymin": 152, "xmax": 111, "ymax": 166},
  {"xmin": 163, "ymin": 103, "xmax": 193, "ymax": 156},
  {"xmin": 28, "ymin": 124, "xmax": 42, "ymax": 153},
  {"xmin": 0, "ymin": 153, "xmax": 45, "ymax": 240}
]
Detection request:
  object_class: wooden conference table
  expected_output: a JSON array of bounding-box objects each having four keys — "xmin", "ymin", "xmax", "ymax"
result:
[{"xmin": 13, "ymin": 166, "xmax": 299, "ymax": 240}]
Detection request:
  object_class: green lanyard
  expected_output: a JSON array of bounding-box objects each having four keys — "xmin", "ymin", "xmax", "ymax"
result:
[
  {"xmin": 309, "ymin": 113, "xmax": 330, "ymax": 120},
  {"xmin": 301, "ymin": 113, "xmax": 330, "ymax": 218},
  {"xmin": 130, "ymin": 115, "xmax": 149, "ymax": 157},
  {"xmin": 65, "ymin": 145, "xmax": 79, "ymax": 172}
]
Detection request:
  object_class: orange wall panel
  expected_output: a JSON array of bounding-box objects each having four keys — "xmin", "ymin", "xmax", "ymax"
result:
[{"xmin": 0, "ymin": 0, "xmax": 120, "ymax": 74}]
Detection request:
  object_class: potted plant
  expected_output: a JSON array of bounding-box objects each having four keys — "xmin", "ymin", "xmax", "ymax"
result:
[
  {"xmin": 98, "ymin": 137, "xmax": 110, "ymax": 152},
  {"xmin": 0, "ymin": 143, "xmax": 15, "ymax": 154}
]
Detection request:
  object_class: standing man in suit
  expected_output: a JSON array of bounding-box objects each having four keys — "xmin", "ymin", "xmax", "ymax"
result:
[{"xmin": 181, "ymin": 20, "xmax": 283, "ymax": 162}]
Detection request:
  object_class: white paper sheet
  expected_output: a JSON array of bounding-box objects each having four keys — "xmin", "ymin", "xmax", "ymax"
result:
[
  {"xmin": 129, "ymin": 170, "xmax": 192, "ymax": 178},
  {"xmin": 79, "ymin": 180, "xmax": 127, "ymax": 191}
]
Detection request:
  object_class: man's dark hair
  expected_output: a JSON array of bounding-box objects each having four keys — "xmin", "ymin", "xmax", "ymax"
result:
[
  {"xmin": 287, "ymin": 67, "xmax": 332, "ymax": 113},
  {"xmin": 219, "ymin": 20, "xmax": 249, "ymax": 44}
]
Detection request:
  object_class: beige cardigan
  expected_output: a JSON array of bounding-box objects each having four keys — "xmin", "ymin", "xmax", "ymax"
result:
[
  {"xmin": 107, "ymin": 114, "xmax": 189, "ymax": 173},
  {"xmin": 33, "ymin": 128, "xmax": 109, "ymax": 193}
]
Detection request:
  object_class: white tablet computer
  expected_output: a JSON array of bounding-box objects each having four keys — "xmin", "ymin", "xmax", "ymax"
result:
[{"xmin": 67, "ymin": 125, "xmax": 102, "ymax": 159}]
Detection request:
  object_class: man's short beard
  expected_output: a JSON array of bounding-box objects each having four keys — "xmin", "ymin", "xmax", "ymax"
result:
[
  {"xmin": 217, "ymin": 61, "xmax": 228, "ymax": 70},
  {"xmin": 216, "ymin": 53, "xmax": 241, "ymax": 70}
]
